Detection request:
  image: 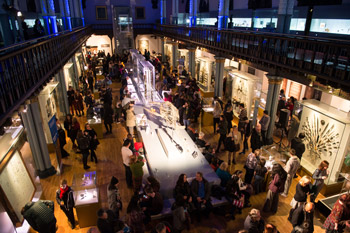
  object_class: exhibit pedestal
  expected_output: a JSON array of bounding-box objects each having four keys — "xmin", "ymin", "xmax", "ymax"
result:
[{"xmin": 75, "ymin": 200, "xmax": 100, "ymax": 228}]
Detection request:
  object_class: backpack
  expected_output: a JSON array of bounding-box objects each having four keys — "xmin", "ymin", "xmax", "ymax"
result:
[{"xmin": 78, "ymin": 136, "xmax": 90, "ymax": 150}]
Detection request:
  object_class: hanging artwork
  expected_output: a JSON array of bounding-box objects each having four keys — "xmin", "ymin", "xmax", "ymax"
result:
[{"xmin": 301, "ymin": 114, "xmax": 340, "ymax": 162}]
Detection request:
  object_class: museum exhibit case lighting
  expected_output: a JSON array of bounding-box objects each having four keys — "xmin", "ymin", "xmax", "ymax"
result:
[{"xmin": 297, "ymin": 99, "xmax": 350, "ymax": 194}]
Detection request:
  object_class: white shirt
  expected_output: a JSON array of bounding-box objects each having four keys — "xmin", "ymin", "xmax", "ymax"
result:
[
  {"xmin": 122, "ymin": 146, "xmax": 133, "ymax": 166},
  {"xmin": 122, "ymin": 97, "xmax": 132, "ymax": 107}
]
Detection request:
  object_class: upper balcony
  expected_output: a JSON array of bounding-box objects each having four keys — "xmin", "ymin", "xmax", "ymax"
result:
[
  {"xmin": 0, "ymin": 26, "xmax": 93, "ymax": 126},
  {"xmin": 149, "ymin": 24, "xmax": 350, "ymax": 95}
]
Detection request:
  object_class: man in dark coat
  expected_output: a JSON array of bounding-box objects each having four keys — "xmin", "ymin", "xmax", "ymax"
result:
[
  {"xmin": 22, "ymin": 200, "xmax": 56, "ymax": 233},
  {"xmin": 88, "ymin": 74, "xmax": 94, "ymax": 92},
  {"xmin": 250, "ymin": 124, "xmax": 263, "ymax": 153},
  {"xmin": 191, "ymin": 171, "xmax": 212, "ymax": 221},
  {"xmin": 56, "ymin": 179, "xmax": 75, "ymax": 229},
  {"xmin": 97, "ymin": 209, "xmax": 114, "ymax": 233},
  {"xmin": 140, "ymin": 185, "xmax": 164, "ymax": 224},
  {"xmin": 240, "ymin": 117, "xmax": 251, "ymax": 155},
  {"xmin": 291, "ymin": 202, "xmax": 314, "ymax": 233},
  {"xmin": 104, "ymin": 103, "xmax": 114, "ymax": 134},
  {"xmin": 58, "ymin": 124, "xmax": 69, "ymax": 158},
  {"xmin": 291, "ymin": 133, "xmax": 306, "ymax": 160}
]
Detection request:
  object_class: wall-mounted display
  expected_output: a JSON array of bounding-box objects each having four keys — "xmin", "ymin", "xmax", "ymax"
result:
[
  {"xmin": 297, "ymin": 99, "xmax": 350, "ymax": 185},
  {"xmin": 0, "ymin": 150, "xmax": 35, "ymax": 225},
  {"xmin": 229, "ymin": 71, "xmax": 262, "ymax": 119},
  {"xmin": 195, "ymin": 58, "xmax": 215, "ymax": 92}
]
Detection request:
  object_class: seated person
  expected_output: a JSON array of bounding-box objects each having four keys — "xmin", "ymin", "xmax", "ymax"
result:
[
  {"xmin": 140, "ymin": 185, "xmax": 163, "ymax": 223},
  {"xmin": 203, "ymin": 147, "xmax": 216, "ymax": 164},
  {"xmin": 191, "ymin": 172, "xmax": 212, "ymax": 221},
  {"xmin": 216, "ymin": 162, "xmax": 231, "ymax": 187},
  {"xmin": 151, "ymin": 221, "xmax": 173, "ymax": 233},
  {"xmin": 195, "ymin": 132, "xmax": 210, "ymax": 150}
]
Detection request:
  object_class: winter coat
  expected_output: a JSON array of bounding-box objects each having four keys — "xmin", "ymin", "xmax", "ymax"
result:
[
  {"xmin": 56, "ymin": 187, "xmax": 75, "ymax": 210},
  {"xmin": 126, "ymin": 109, "xmax": 136, "ymax": 127},
  {"xmin": 22, "ymin": 201, "xmax": 56, "ymax": 232},
  {"xmin": 191, "ymin": 178, "xmax": 211, "ymax": 201},
  {"xmin": 284, "ymin": 156, "xmax": 300, "ymax": 175}
]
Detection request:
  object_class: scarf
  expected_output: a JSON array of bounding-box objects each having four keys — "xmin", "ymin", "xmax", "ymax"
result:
[{"xmin": 60, "ymin": 186, "xmax": 69, "ymax": 199}]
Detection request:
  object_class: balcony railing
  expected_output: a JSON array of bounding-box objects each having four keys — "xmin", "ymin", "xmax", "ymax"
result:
[
  {"xmin": 152, "ymin": 24, "xmax": 350, "ymax": 89},
  {"xmin": 0, "ymin": 26, "xmax": 93, "ymax": 125}
]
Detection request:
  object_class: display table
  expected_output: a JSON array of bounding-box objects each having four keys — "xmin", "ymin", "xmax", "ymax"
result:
[
  {"xmin": 73, "ymin": 171, "xmax": 99, "ymax": 228},
  {"xmin": 88, "ymin": 118, "xmax": 103, "ymax": 139}
]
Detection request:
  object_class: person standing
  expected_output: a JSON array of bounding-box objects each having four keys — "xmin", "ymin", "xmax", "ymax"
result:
[
  {"xmin": 243, "ymin": 209, "xmax": 265, "ymax": 233},
  {"xmin": 238, "ymin": 103, "xmax": 247, "ymax": 136},
  {"xmin": 291, "ymin": 133, "xmax": 306, "ymax": 160},
  {"xmin": 21, "ymin": 200, "xmax": 57, "ymax": 233},
  {"xmin": 88, "ymin": 73, "xmax": 94, "ymax": 92},
  {"xmin": 253, "ymin": 158, "xmax": 267, "ymax": 194},
  {"xmin": 259, "ymin": 110, "xmax": 270, "ymax": 145},
  {"xmin": 67, "ymin": 86, "xmax": 75, "ymax": 116},
  {"xmin": 104, "ymin": 102, "xmax": 114, "ymax": 134},
  {"xmin": 281, "ymin": 150, "xmax": 301, "ymax": 197},
  {"xmin": 130, "ymin": 155, "xmax": 145, "ymax": 193},
  {"xmin": 77, "ymin": 130, "xmax": 90, "ymax": 169},
  {"xmin": 191, "ymin": 172, "xmax": 212, "ymax": 221},
  {"xmin": 213, "ymin": 98, "xmax": 222, "ymax": 133},
  {"xmin": 291, "ymin": 176, "xmax": 312, "ymax": 210},
  {"xmin": 85, "ymin": 123, "xmax": 99, "ymax": 163},
  {"xmin": 71, "ymin": 117, "xmax": 80, "ymax": 149},
  {"xmin": 122, "ymin": 139, "xmax": 133, "ymax": 188},
  {"xmin": 240, "ymin": 117, "xmax": 251, "ymax": 155},
  {"xmin": 126, "ymin": 105, "xmax": 136, "ymax": 135},
  {"xmin": 324, "ymin": 194, "xmax": 350, "ymax": 233},
  {"xmin": 263, "ymin": 163, "xmax": 287, "ymax": 213},
  {"xmin": 57, "ymin": 123, "xmax": 69, "ymax": 158},
  {"xmin": 224, "ymin": 105, "xmax": 234, "ymax": 133},
  {"xmin": 74, "ymin": 90, "xmax": 84, "ymax": 116},
  {"xmin": 107, "ymin": 176, "xmax": 122, "ymax": 219},
  {"xmin": 56, "ymin": 179, "xmax": 75, "ymax": 229},
  {"xmin": 250, "ymin": 124, "xmax": 263, "ymax": 153},
  {"xmin": 226, "ymin": 125, "xmax": 241, "ymax": 165},
  {"xmin": 244, "ymin": 149, "xmax": 260, "ymax": 184},
  {"xmin": 310, "ymin": 160, "xmax": 329, "ymax": 202},
  {"xmin": 291, "ymin": 202, "xmax": 314, "ymax": 233},
  {"xmin": 288, "ymin": 115, "xmax": 300, "ymax": 147},
  {"xmin": 216, "ymin": 115, "xmax": 228, "ymax": 152}
]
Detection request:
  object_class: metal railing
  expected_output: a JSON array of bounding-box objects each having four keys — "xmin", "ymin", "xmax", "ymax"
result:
[
  {"xmin": 0, "ymin": 25, "xmax": 93, "ymax": 125},
  {"xmin": 151, "ymin": 24, "xmax": 350, "ymax": 89}
]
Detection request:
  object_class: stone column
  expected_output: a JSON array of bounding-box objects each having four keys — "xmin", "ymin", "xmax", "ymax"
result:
[
  {"xmin": 214, "ymin": 57, "xmax": 225, "ymax": 97},
  {"xmin": 54, "ymin": 69, "xmax": 70, "ymax": 116},
  {"xmin": 188, "ymin": 47, "xmax": 196, "ymax": 79},
  {"xmin": 21, "ymin": 102, "xmax": 56, "ymax": 178},
  {"xmin": 189, "ymin": 0, "xmax": 198, "ymax": 27},
  {"xmin": 161, "ymin": 37, "xmax": 166, "ymax": 62},
  {"xmin": 63, "ymin": 0, "xmax": 72, "ymax": 30},
  {"xmin": 160, "ymin": 0, "xmax": 167, "ymax": 24},
  {"xmin": 277, "ymin": 0, "xmax": 295, "ymax": 34},
  {"xmin": 172, "ymin": 0, "xmax": 179, "ymax": 24},
  {"xmin": 218, "ymin": 0, "xmax": 230, "ymax": 29},
  {"xmin": 172, "ymin": 42, "xmax": 179, "ymax": 69},
  {"xmin": 265, "ymin": 75, "xmax": 283, "ymax": 140}
]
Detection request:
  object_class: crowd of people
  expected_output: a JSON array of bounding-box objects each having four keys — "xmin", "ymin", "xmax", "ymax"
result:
[{"xmin": 20, "ymin": 49, "xmax": 350, "ymax": 233}]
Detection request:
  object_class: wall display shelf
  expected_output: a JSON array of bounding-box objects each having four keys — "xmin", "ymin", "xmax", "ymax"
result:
[
  {"xmin": 297, "ymin": 100, "xmax": 350, "ymax": 189},
  {"xmin": 229, "ymin": 71, "xmax": 262, "ymax": 119},
  {"xmin": 72, "ymin": 171, "xmax": 99, "ymax": 228},
  {"xmin": 0, "ymin": 150, "xmax": 35, "ymax": 226},
  {"xmin": 195, "ymin": 58, "xmax": 215, "ymax": 93}
]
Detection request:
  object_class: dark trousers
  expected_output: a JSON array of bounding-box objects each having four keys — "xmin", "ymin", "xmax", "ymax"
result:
[
  {"xmin": 193, "ymin": 198, "xmax": 212, "ymax": 220},
  {"xmin": 104, "ymin": 122, "xmax": 112, "ymax": 133},
  {"xmin": 217, "ymin": 134, "xmax": 226, "ymax": 151},
  {"xmin": 90, "ymin": 149, "xmax": 97, "ymax": 162},
  {"xmin": 244, "ymin": 168, "xmax": 255, "ymax": 184},
  {"xmin": 61, "ymin": 206, "xmax": 75, "ymax": 227},
  {"xmin": 213, "ymin": 117, "xmax": 220, "ymax": 133},
  {"xmin": 262, "ymin": 130, "xmax": 267, "ymax": 145},
  {"xmin": 82, "ymin": 151, "xmax": 89, "ymax": 168},
  {"xmin": 242, "ymin": 133, "xmax": 249, "ymax": 153},
  {"xmin": 124, "ymin": 164, "xmax": 133, "ymax": 187},
  {"xmin": 60, "ymin": 144, "xmax": 69, "ymax": 158}
]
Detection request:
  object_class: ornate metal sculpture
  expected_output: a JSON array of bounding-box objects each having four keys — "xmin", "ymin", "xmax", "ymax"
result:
[{"xmin": 301, "ymin": 115, "xmax": 340, "ymax": 162}]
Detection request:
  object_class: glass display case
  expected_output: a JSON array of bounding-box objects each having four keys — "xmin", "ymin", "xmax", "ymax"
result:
[
  {"xmin": 297, "ymin": 100, "xmax": 350, "ymax": 187},
  {"xmin": 72, "ymin": 171, "xmax": 99, "ymax": 228},
  {"xmin": 229, "ymin": 71, "xmax": 262, "ymax": 119},
  {"xmin": 195, "ymin": 58, "xmax": 215, "ymax": 92}
]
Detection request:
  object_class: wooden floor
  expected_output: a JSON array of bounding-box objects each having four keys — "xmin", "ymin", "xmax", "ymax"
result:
[{"xmin": 28, "ymin": 81, "xmax": 328, "ymax": 233}]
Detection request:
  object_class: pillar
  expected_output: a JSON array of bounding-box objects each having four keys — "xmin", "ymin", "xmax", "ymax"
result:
[
  {"xmin": 214, "ymin": 57, "xmax": 225, "ymax": 97},
  {"xmin": 276, "ymin": 0, "xmax": 295, "ymax": 34},
  {"xmin": 172, "ymin": 42, "xmax": 179, "ymax": 69},
  {"xmin": 160, "ymin": 0, "xmax": 167, "ymax": 24},
  {"xmin": 54, "ymin": 69, "xmax": 70, "ymax": 116},
  {"xmin": 21, "ymin": 102, "xmax": 56, "ymax": 178},
  {"xmin": 265, "ymin": 75, "xmax": 283, "ymax": 140},
  {"xmin": 218, "ymin": 0, "xmax": 230, "ymax": 29},
  {"xmin": 161, "ymin": 37, "xmax": 166, "ymax": 62},
  {"xmin": 172, "ymin": 0, "xmax": 179, "ymax": 24},
  {"xmin": 63, "ymin": 0, "xmax": 72, "ymax": 30},
  {"xmin": 189, "ymin": 0, "xmax": 198, "ymax": 27},
  {"xmin": 188, "ymin": 47, "xmax": 196, "ymax": 79}
]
